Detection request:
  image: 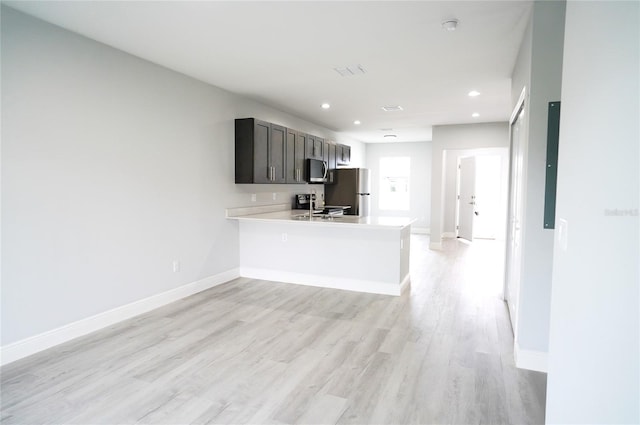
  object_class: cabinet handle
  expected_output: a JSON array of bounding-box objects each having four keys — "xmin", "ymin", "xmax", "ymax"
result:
[{"xmin": 271, "ymin": 166, "xmax": 275, "ymax": 181}]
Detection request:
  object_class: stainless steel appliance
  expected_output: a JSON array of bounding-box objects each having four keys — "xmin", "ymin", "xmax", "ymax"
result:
[
  {"xmin": 305, "ymin": 158, "xmax": 327, "ymax": 183},
  {"xmin": 324, "ymin": 168, "xmax": 370, "ymax": 216}
]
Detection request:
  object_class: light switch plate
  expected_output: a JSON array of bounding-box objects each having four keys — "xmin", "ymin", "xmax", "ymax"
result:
[{"xmin": 557, "ymin": 218, "xmax": 568, "ymax": 251}]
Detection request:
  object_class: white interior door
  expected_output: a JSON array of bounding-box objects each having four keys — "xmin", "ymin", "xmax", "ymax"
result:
[
  {"xmin": 457, "ymin": 156, "xmax": 476, "ymax": 242},
  {"xmin": 505, "ymin": 102, "xmax": 526, "ymax": 334}
]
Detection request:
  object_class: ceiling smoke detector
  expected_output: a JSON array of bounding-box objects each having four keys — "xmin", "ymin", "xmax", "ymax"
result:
[{"xmin": 441, "ymin": 19, "xmax": 459, "ymax": 31}]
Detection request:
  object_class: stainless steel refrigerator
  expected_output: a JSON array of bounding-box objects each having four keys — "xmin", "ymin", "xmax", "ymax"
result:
[{"xmin": 324, "ymin": 168, "xmax": 370, "ymax": 216}]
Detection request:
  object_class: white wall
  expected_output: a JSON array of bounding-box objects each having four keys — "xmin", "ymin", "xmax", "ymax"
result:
[
  {"xmin": 0, "ymin": 8, "xmax": 364, "ymax": 350},
  {"xmin": 365, "ymin": 142, "xmax": 432, "ymax": 232},
  {"xmin": 430, "ymin": 122, "xmax": 509, "ymax": 249},
  {"xmin": 545, "ymin": 1, "xmax": 639, "ymax": 423},
  {"xmin": 509, "ymin": 0, "xmax": 565, "ymax": 364}
]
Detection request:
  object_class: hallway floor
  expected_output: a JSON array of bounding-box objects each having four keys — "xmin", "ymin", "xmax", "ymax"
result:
[{"xmin": 1, "ymin": 235, "xmax": 546, "ymax": 424}]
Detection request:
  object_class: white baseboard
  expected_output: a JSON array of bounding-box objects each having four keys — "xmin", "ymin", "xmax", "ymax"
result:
[
  {"xmin": 411, "ymin": 227, "xmax": 430, "ymax": 235},
  {"xmin": 442, "ymin": 232, "xmax": 456, "ymax": 239},
  {"xmin": 240, "ymin": 267, "xmax": 403, "ymax": 296},
  {"xmin": 514, "ymin": 342, "xmax": 548, "ymax": 373},
  {"xmin": 0, "ymin": 268, "xmax": 240, "ymax": 366},
  {"xmin": 400, "ymin": 274, "xmax": 411, "ymax": 294}
]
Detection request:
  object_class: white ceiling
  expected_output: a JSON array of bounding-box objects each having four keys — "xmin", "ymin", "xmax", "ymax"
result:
[{"xmin": 4, "ymin": 1, "xmax": 532, "ymax": 143}]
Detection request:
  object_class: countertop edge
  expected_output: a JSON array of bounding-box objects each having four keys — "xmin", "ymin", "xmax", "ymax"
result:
[{"xmin": 227, "ymin": 210, "xmax": 416, "ymax": 230}]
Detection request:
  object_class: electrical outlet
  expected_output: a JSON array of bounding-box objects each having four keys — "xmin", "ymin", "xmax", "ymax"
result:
[
  {"xmin": 172, "ymin": 260, "xmax": 181, "ymax": 273},
  {"xmin": 251, "ymin": 194, "xmax": 256, "ymax": 202},
  {"xmin": 272, "ymin": 193, "xmax": 277, "ymax": 200},
  {"xmin": 281, "ymin": 233, "xmax": 287, "ymax": 242}
]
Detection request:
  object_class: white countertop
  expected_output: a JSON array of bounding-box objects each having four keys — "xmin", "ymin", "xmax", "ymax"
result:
[{"xmin": 227, "ymin": 209, "xmax": 415, "ymax": 229}]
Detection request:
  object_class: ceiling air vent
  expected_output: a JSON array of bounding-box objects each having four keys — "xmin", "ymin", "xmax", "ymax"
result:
[
  {"xmin": 334, "ymin": 64, "xmax": 366, "ymax": 77},
  {"xmin": 381, "ymin": 105, "xmax": 403, "ymax": 112}
]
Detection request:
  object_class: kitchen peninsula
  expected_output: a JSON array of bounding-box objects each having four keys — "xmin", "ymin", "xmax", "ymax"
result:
[{"xmin": 227, "ymin": 206, "xmax": 413, "ymax": 296}]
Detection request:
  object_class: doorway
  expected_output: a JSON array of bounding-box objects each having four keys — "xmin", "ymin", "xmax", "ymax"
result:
[{"xmin": 454, "ymin": 150, "xmax": 509, "ymax": 242}]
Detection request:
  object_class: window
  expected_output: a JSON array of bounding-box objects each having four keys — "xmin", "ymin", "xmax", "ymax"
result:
[{"xmin": 379, "ymin": 157, "xmax": 410, "ymax": 210}]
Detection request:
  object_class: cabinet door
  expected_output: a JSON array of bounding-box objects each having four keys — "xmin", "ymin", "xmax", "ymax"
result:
[
  {"xmin": 286, "ymin": 129, "xmax": 296, "ymax": 183},
  {"xmin": 314, "ymin": 137, "xmax": 324, "ymax": 160},
  {"xmin": 305, "ymin": 134, "xmax": 323, "ymax": 160},
  {"xmin": 305, "ymin": 134, "xmax": 314, "ymax": 159},
  {"xmin": 270, "ymin": 124, "xmax": 287, "ymax": 183},
  {"xmin": 298, "ymin": 132, "xmax": 308, "ymax": 181},
  {"xmin": 328, "ymin": 143, "xmax": 337, "ymax": 170},
  {"xmin": 343, "ymin": 145, "xmax": 351, "ymax": 164},
  {"xmin": 252, "ymin": 119, "xmax": 271, "ymax": 183},
  {"xmin": 337, "ymin": 143, "xmax": 351, "ymax": 165},
  {"xmin": 286, "ymin": 129, "xmax": 305, "ymax": 184}
]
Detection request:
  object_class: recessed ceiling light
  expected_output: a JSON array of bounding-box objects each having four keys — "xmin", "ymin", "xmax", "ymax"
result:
[
  {"xmin": 381, "ymin": 105, "xmax": 403, "ymax": 112},
  {"xmin": 468, "ymin": 90, "xmax": 481, "ymax": 97},
  {"xmin": 321, "ymin": 103, "xmax": 331, "ymax": 109},
  {"xmin": 384, "ymin": 134, "xmax": 397, "ymax": 138},
  {"xmin": 441, "ymin": 19, "xmax": 458, "ymax": 31},
  {"xmin": 472, "ymin": 112, "xmax": 480, "ymax": 118},
  {"xmin": 354, "ymin": 120, "xmax": 361, "ymax": 125}
]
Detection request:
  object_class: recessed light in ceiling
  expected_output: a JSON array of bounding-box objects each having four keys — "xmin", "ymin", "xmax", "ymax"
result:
[
  {"xmin": 321, "ymin": 103, "xmax": 331, "ymax": 109},
  {"xmin": 441, "ymin": 19, "xmax": 459, "ymax": 31},
  {"xmin": 472, "ymin": 112, "xmax": 480, "ymax": 118},
  {"xmin": 468, "ymin": 90, "xmax": 481, "ymax": 97},
  {"xmin": 334, "ymin": 64, "xmax": 366, "ymax": 77},
  {"xmin": 354, "ymin": 120, "xmax": 361, "ymax": 125},
  {"xmin": 381, "ymin": 105, "xmax": 403, "ymax": 112},
  {"xmin": 384, "ymin": 134, "xmax": 397, "ymax": 138}
]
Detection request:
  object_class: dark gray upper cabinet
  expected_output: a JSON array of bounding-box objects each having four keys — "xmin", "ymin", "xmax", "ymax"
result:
[
  {"xmin": 270, "ymin": 124, "xmax": 287, "ymax": 183},
  {"xmin": 236, "ymin": 118, "xmax": 345, "ymax": 184},
  {"xmin": 337, "ymin": 144, "xmax": 351, "ymax": 165},
  {"xmin": 326, "ymin": 142, "xmax": 337, "ymax": 184},
  {"xmin": 327, "ymin": 143, "xmax": 337, "ymax": 170},
  {"xmin": 235, "ymin": 118, "xmax": 286, "ymax": 184},
  {"xmin": 286, "ymin": 129, "xmax": 306, "ymax": 184},
  {"xmin": 306, "ymin": 135, "xmax": 324, "ymax": 160}
]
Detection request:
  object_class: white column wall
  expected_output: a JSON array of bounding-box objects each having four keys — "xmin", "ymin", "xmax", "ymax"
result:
[
  {"xmin": 545, "ymin": 1, "xmax": 639, "ymax": 423},
  {"xmin": 508, "ymin": 0, "xmax": 566, "ymax": 366}
]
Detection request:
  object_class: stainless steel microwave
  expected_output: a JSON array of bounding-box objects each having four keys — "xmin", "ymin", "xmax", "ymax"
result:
[{"xmin": 306, "ymin": 158, "xmax": 327, "ymax": 183}]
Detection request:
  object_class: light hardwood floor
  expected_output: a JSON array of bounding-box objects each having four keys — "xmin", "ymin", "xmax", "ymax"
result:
[{"xmin": 1, "ymin": 235, "xmax": 546, "ymax": 424}]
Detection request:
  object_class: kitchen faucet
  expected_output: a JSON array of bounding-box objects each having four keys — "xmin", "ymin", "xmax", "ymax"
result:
[{"xmin": 309, "ymin": 188, "xmax": 315, "ymax": 217}]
